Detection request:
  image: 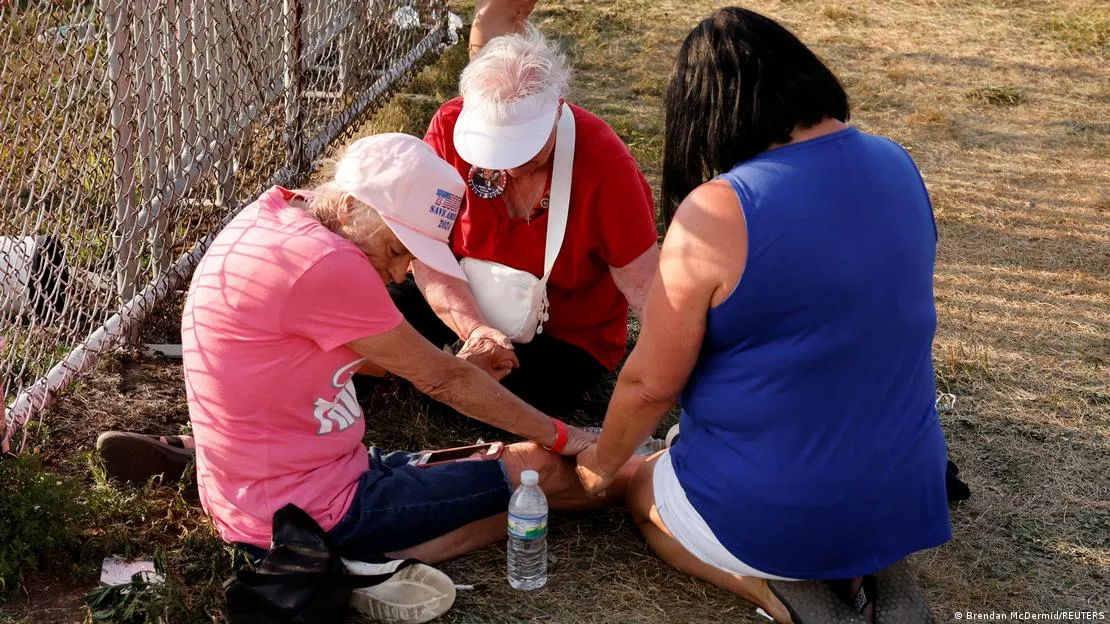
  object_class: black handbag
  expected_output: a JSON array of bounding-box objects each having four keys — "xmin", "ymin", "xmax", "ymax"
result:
[{"xmin": 224, "ymin": 503, "xmax": 414, "ymax": 624}]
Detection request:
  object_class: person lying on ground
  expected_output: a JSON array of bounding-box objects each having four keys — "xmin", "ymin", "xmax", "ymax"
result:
[
  {"xmin": 574, "ymin": 7, "xmax": 952, "ymax": 623},
  {"xmin": 96, "ymin": 133, "xmax": 631, "ymax": 563},
  {"xmin": 391, "ymin": 26, "xmax": 659, "ymax": 416}
]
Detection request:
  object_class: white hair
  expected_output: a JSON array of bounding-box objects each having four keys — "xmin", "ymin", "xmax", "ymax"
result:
[
  {"xmin": 458, "ymin": 25, "xmax": 571, "ymax": 120},
  {"xmin": 306, "ymin": 180, "xmax": 387, "ymax": 250}
]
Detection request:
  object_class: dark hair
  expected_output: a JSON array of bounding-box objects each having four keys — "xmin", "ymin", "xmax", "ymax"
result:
[{"xmin": 660, "ymin": 7, "xmax": 850, "ymax": 225}]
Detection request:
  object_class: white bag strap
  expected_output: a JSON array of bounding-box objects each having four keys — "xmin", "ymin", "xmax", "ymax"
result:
[{"xmin": 541, "ymin": 102, "xmax": 575, "ymax": 284}]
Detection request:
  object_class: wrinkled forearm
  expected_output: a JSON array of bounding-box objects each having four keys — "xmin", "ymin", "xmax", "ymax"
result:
[
  {"xmin": 412, "ymin": 260, "xmax": 488, "ymax": 340},
  {"xmin": 413, "ymin": 353, "xmax": 556, "ymax": 446}
]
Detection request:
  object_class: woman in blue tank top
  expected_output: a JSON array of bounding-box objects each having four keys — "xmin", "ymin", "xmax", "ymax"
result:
[{"xmin": 575, "ymin": 7, "xmax": 952, "ymax": 623}]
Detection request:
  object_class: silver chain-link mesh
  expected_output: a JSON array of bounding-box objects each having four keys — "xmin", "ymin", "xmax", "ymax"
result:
[{"xmin": 1, "ymin": 0, "xmax": 451, "ymax": 452}]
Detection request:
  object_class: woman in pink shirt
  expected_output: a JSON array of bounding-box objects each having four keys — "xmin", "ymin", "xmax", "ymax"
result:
[{"xmin": 99, "ymin": 134, "xmax": 636, "ymax": 563}]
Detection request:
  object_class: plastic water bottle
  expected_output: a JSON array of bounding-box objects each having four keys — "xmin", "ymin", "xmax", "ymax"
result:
[
  {"xmin": 507, "ymin": 469, "xmax": 548, "ymax": 590},
  {"xmin": 581, "ymin": 427, "xmax": 666, "ymax": 456}
]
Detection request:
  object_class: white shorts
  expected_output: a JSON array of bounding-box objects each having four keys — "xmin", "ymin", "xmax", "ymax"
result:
[{"xmin": 652, "ymin": 450, "xmax": 799, "ymax": 581}]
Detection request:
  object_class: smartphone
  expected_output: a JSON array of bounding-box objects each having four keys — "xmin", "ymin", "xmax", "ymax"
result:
[{"xmin": 412, "ymin": 441, "xmax": 504, "ymax": 468}]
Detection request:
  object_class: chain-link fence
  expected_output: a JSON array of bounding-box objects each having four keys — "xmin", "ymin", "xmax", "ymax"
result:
[{"xmin": 0, "ymin": 0, "xmax": 454, "ymax": 452}]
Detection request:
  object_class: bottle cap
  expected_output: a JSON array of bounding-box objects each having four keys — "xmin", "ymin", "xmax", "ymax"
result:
[{"xmin": 520, "ymin": 470, "xmax": 539, "ymax": 486}]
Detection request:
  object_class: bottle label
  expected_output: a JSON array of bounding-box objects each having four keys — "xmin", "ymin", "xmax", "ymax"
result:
[{"xmin": 508, "ymin": 512, "xmax": 547, "ymax": 539}]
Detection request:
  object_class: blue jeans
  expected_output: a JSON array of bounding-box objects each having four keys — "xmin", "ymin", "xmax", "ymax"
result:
[
  {"xmin": 328, "ymin": 447, "xmax": 512, "ymax": 561},
  {"xmin": 236, "ymin": 447, "xmax": 511, "ymax": 563}
]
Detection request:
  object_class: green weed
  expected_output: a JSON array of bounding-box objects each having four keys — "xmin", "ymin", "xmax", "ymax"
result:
[
  {"xmin": 0, "ymin": 454, "xmax": 82, "ymax": 601},
  {"xmin": 84, "ymin": 570, "xmax": 169, "ymax": 624}
]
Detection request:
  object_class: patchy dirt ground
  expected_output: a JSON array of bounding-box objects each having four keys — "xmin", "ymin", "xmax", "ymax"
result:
[{"xmin": 3, "ymin": 0, "xmax": 1109, "ymax": 622}]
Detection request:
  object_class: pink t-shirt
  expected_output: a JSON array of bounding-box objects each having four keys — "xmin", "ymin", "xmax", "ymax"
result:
[{"xmin": 182, "ymin": 186, "xmax": 403, "ymax": 548}]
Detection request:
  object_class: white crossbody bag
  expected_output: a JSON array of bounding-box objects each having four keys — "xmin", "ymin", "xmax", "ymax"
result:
[{"xmin": 459, "ymin": 103, "xmax": 575, "ymax": 344}]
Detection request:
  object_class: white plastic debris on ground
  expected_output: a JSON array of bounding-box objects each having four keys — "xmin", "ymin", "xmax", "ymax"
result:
[
  {"xmin": 447, "ymin": 12, "xmax": 464, "ymax": 46},
  {"xmin": 36, "ymin": 22, "xmax": 96, "ymax": 46},
  {"xmin": 100, "ymin": 556, "xmax": 164, "ymax": 586},
  {"xmin": 392, "ymin": 5, "xmax": 420, "ymax": 29},
  {"xmin": 144, "ymin": 343, "xmax": 184, "ymax": 359}
]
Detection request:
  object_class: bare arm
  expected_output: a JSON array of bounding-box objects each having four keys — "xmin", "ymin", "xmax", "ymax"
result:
[
  {"xmin": 578, "ymin": 181, "xmax": 747, "ymax": 486},
  {"xmin": 469, "ymin": 0, "xmax": 538, "ymax": 55},
  {"xmin": 347, "ymin": 321, "xmax": 594, "ymax": 453},
  {"xmin": 411, "ymin": 260, "xmax": 518, "ymax": 379},
  {"xmin": 411, "ymin": 260, "xmax": 487, "ymax": 341},
  {"xmin": 610, "ymin": 244, "xmax": 660, "ymax": 320}
]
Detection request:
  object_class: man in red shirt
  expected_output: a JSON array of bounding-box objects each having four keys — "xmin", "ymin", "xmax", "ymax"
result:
[{"xmin": 387, "ymin": 26, "xmax": 660, "ymax": 415}]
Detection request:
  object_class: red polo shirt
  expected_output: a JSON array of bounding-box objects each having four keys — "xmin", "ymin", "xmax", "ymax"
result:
[{"xmin": 424, "ymin": 98, "xmax": 658, "ymax": 370}]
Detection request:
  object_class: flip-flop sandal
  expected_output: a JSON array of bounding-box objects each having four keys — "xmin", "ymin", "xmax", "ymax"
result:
[
  {"xmin": 767, "ymin": 580, "xmax": 872, "ymax": 623},
  {"xmin": 872, "ymin": 560, "xmax": 935, "ymax": 623},
  {"xmin": 95, "ymin": 431, "xmax": 194, "ymax": 485}
]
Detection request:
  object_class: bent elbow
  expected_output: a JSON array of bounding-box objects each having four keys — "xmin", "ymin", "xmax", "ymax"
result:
[{"xmin": 631, "ymin": 378, "xmax": 682, "ymax": 408}]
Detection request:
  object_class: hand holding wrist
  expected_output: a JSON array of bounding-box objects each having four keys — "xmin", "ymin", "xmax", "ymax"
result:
[
  {"xmin": 575, "ymin": 445, "xmax": 615, "ymax": 496},
  {"xmin": 461, "ymin": 321, "xmax": 483, "ymax": 342},
  {"xmin": 543, "ymin": 421, "xmax": 597, "ymax": 457},
  {"xmin": 465, "ymin": 325, "xmax": 514, "ymax": 350},
  {"xmin": 542, "ymin": 418, "xmax": 568, "ymax": 453}
]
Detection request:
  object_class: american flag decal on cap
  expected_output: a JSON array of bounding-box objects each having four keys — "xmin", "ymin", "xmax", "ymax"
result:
[{"xmin": 429, "ymin": 188, "xmax": 463, "ymax": 232}]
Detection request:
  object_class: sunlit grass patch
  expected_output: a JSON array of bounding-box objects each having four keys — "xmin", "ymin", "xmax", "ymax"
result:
[
  {"xmin": 1043, "ymin": 10, "xmax": 1110, "ymax": 54},
  {"xmin": 967, "ymin": 84, "xmax": 1026, "ymax": 106}
]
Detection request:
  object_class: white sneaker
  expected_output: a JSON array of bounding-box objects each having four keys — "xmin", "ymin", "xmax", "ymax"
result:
[
  {"xmin": 665, "ymin": 423, "xmax": 681, "ymax": 448},
  {"xmin": 345, "ymin": 559, "xmax": 456, "ymax": 624}
]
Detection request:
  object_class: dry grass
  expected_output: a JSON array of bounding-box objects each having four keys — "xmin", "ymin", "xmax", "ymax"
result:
[
  {"xmin": 3, "ymin": 0, "xmax": 1109, "ymax": 622},
  {"xmin": 967, "ymin": 85, "xmax": 1027, "ymax": 107}
]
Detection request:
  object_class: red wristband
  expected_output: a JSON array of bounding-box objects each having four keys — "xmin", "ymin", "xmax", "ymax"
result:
[{"xmin": 545, "ymin": 418, "xmax": 568, "ymax": 454}]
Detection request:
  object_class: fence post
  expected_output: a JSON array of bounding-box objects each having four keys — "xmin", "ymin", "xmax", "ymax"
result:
[
  {"xmin": 213, "ymin": 0, "xmax": 237, "ymax": 218},
  {"xmin": 180, "ymin": 0, "xmax": 197, "ymax": 169},
  {"xmin": 106, "ymin": 0, "xmax": 139, "ymax": 305},
  {"xmin": 191, "ymin": 0, "xmax": 210, "ymax": 174},
  {"xmin": 152, "ymin": 0, "xmax": 181, "ymax": 275},
  {"xmin": 283, "ymin": 0, "xmax": 304, "ymax": 173},
  {"xmin": 140, "ymin": 0, "xmax": 169, "ymax": 280},
  {"xmin": 338, "ymin": 2, "xmax": 355, "ymax": 93},
  {"xmin": 233, "ymin": 0, "xmax": 259, "ymax": 175}
]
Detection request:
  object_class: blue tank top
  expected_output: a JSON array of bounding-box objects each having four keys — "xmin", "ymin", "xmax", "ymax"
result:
[{"xmin": 669, "ymin": 127, "xmax": 952, "ymax": 580}]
